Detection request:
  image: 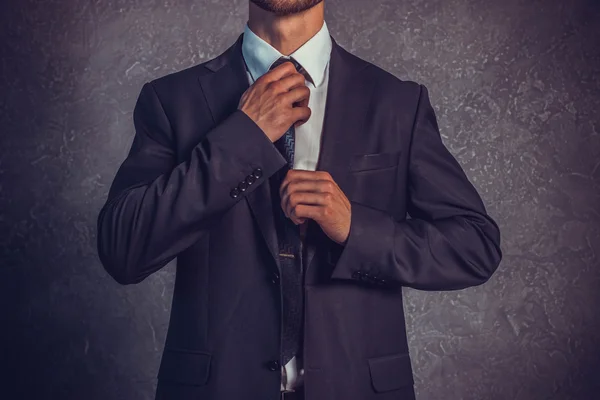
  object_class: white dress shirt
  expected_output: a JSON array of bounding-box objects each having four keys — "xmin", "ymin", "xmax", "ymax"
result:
[{"xmin": 241, "ymin": 20, "xmax": 332, "ymax": 391}]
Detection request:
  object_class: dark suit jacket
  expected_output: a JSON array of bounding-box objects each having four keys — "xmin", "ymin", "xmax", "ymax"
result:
[{"xmin": 97, "ymin": 32, "xmax": 502, "ymax": 400}]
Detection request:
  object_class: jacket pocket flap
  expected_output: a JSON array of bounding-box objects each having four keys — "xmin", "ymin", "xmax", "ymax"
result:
[
  {"xmin": 157, "ymin": 348, "xmax": 212, "ymax": 386},
  {"xmin": 350, "ymin": 150, "xmax": 401, "ymax": 172},
  {"xmin": 368, "ymin": 352, "xmax": 414, "ymax": 392}
]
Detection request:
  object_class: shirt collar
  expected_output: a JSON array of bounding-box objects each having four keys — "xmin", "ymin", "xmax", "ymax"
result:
[{"xmin": 241, "ymin": 20, "xmax": 332, "ymax": 87}]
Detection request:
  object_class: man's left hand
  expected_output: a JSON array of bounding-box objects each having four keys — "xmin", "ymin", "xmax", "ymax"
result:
[{"xmin": 279, "ymin": 170, "xmax": 351, "ymax": 245}]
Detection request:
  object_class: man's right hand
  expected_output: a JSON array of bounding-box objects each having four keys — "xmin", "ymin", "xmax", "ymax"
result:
[{"xmin": 238, "ymin": 61, "xmax": 311, "ymax": 143}]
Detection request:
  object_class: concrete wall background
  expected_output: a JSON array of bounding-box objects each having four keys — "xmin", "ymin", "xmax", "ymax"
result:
[{"xmin": 1, "ymin": 0, "xmax": 599, "ymax": 399}]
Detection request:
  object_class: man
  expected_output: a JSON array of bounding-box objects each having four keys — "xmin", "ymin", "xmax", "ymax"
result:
[{"xmin": 96, "ymin": 0, "xmax": 502, "ymax": 399}]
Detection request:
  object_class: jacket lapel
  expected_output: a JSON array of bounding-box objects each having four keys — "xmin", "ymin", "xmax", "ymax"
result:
[
  {"xmin": 198, "ymin": 33, "xmax": 370, "ymax": 277},
  {"xmin": 303, "ymin": 36, "xmax": 371, "ymax": 280},
  {"xmin": 199, "ymin": 33, "xmax": 282, "ymax": 271}
]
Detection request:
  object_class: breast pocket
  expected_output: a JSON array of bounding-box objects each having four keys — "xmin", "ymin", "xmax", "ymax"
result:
[
  {"xmin": 346, "ymin": 150, "xmax": 401, "ymax": 212},
  {"xmin": 349, "ymin": 150, "xmax": 401, "ymax": 172}
]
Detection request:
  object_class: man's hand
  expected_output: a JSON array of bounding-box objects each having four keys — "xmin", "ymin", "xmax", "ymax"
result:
[
  {"xmin": 238, "ymin": 61, "xmax": 311, "ymax": 143},
  {"xmin": 280, "ymin": 170, "xmax": 351, "ymax": 245}
]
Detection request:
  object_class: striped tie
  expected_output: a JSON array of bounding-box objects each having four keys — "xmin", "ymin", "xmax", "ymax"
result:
[{"xmin": 268, "ymin": 56, "xmax": 310, "ymax": 366}]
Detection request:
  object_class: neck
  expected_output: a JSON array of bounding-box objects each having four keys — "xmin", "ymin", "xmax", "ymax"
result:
[{"xmin": 247, "ymin": 2, "xmax": 325, "ymax": 55}]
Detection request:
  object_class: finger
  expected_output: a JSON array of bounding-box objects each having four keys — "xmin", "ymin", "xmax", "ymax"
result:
[
  {"xmin": 283, "ymin": 191, "xmax": 331, "ymax": 219},
  {"xmin": 283, "ymin": 169, "xmax": 332, "ymax": 183},
  {"xmin": 294, "ymin": 98, "xmax": 308, "ymax": 111},
  {"xmin": 280, "ymin": 170, "xmax": 334, "ymax": 197},
  {"xmin": 290, "ymin": 215, "xmax": 307, "ymax": 225},
  {"xmin": 283, "ymin": 83, "xmax": 310, "ymax": 102},
  {"xmin": 286, "ymin": 211, "xmax": 306, "ymax": 225},
  {"xmin": 291, "ymin": 204, "xmax": 323, "ymax": 223},
  {"xmin": 260, "ymin": 61, "xmax": 299, "ymax": 84},
  {"xmin": 283, "ymin": 179, "xmax": 335, "ymax": 195},
  {"xmin": 274, "ymin": 71, "xmax": 307, "ymax": 94},
  {"xmin": 293, "ymin": 90, "xmax": 309, "ymax": 109},
  {"xmin": 281, "ymin": 180, "xmax": 335, "ymax": 211},
  {"xmin": 291, "ymin": 81, "xmax": 310, "ymax": 109},
  {"xmin": 292, "ymin": 106, "xmax": 312, "ymax": 128}
]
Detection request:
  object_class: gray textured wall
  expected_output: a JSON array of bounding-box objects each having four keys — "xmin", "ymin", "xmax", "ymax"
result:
[{"xmin": 1, "ymin": 0, "xmax": 599, "ymax": 399}]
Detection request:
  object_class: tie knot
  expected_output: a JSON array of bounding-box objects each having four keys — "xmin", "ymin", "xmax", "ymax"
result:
[{"xmin": 269, "ymin": 56, "xmax": 313, "ymax": 84}]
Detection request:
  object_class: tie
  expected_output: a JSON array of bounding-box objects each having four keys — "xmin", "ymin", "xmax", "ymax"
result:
[{"xmin": 268, "ymin": 56, "xmax": 309, "ymax": 366}]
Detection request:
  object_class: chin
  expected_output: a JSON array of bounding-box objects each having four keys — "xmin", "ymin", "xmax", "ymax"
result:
[{"xmin": 250, "ymin": 0, "xmax": 324, "ymax": 16}]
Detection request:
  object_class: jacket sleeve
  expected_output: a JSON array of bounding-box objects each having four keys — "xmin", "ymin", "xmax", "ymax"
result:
[
  {"xmin": 329, "ymin": 84, "xmax": 502, "ymax": 290},
  {"xmin": 97, "ymin": 81, "xmax": 286, "ymax": 285}
]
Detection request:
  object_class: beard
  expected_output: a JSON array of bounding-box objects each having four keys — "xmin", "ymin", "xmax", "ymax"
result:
[{"xmin": 250, "ymin": 0, "xmax": 324, "ymax": 16}]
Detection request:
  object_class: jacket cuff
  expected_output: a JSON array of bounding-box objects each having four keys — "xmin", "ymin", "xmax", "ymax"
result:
[
  {"xmin": 329, "ymin": 201, "xmax": 397, "ymax": 288},
  {"xmin": 206, "ymin": 109, "xmax": 286, "ymax": 176},
  {"xmin": 204, "ymin": 109, "xmax": 287, "ymax": 201}
]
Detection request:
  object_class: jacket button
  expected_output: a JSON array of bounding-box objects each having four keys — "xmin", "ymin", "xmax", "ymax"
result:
[
  {"xmin": 230, "ymin": 188, "xmax": 240, "ymax": 198},
  {"xmin": 266, "ymin": 360, "xmax": 280, "ymax": 371},
  {"xmin": 253, "ymin": 168, "xmax": 263, "ymax": 178},
  {"xmin": 270, "ymin": 271, "xmax": 280, "ymax": 284},
  {"xmin": 246, "ymin": 175, "xmax": 256, "ymax": 185}
]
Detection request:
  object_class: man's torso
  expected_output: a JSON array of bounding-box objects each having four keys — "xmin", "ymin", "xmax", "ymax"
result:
[{"xmin": 150, "ymin": 31, "xmax": 420, "ymax": 400}]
